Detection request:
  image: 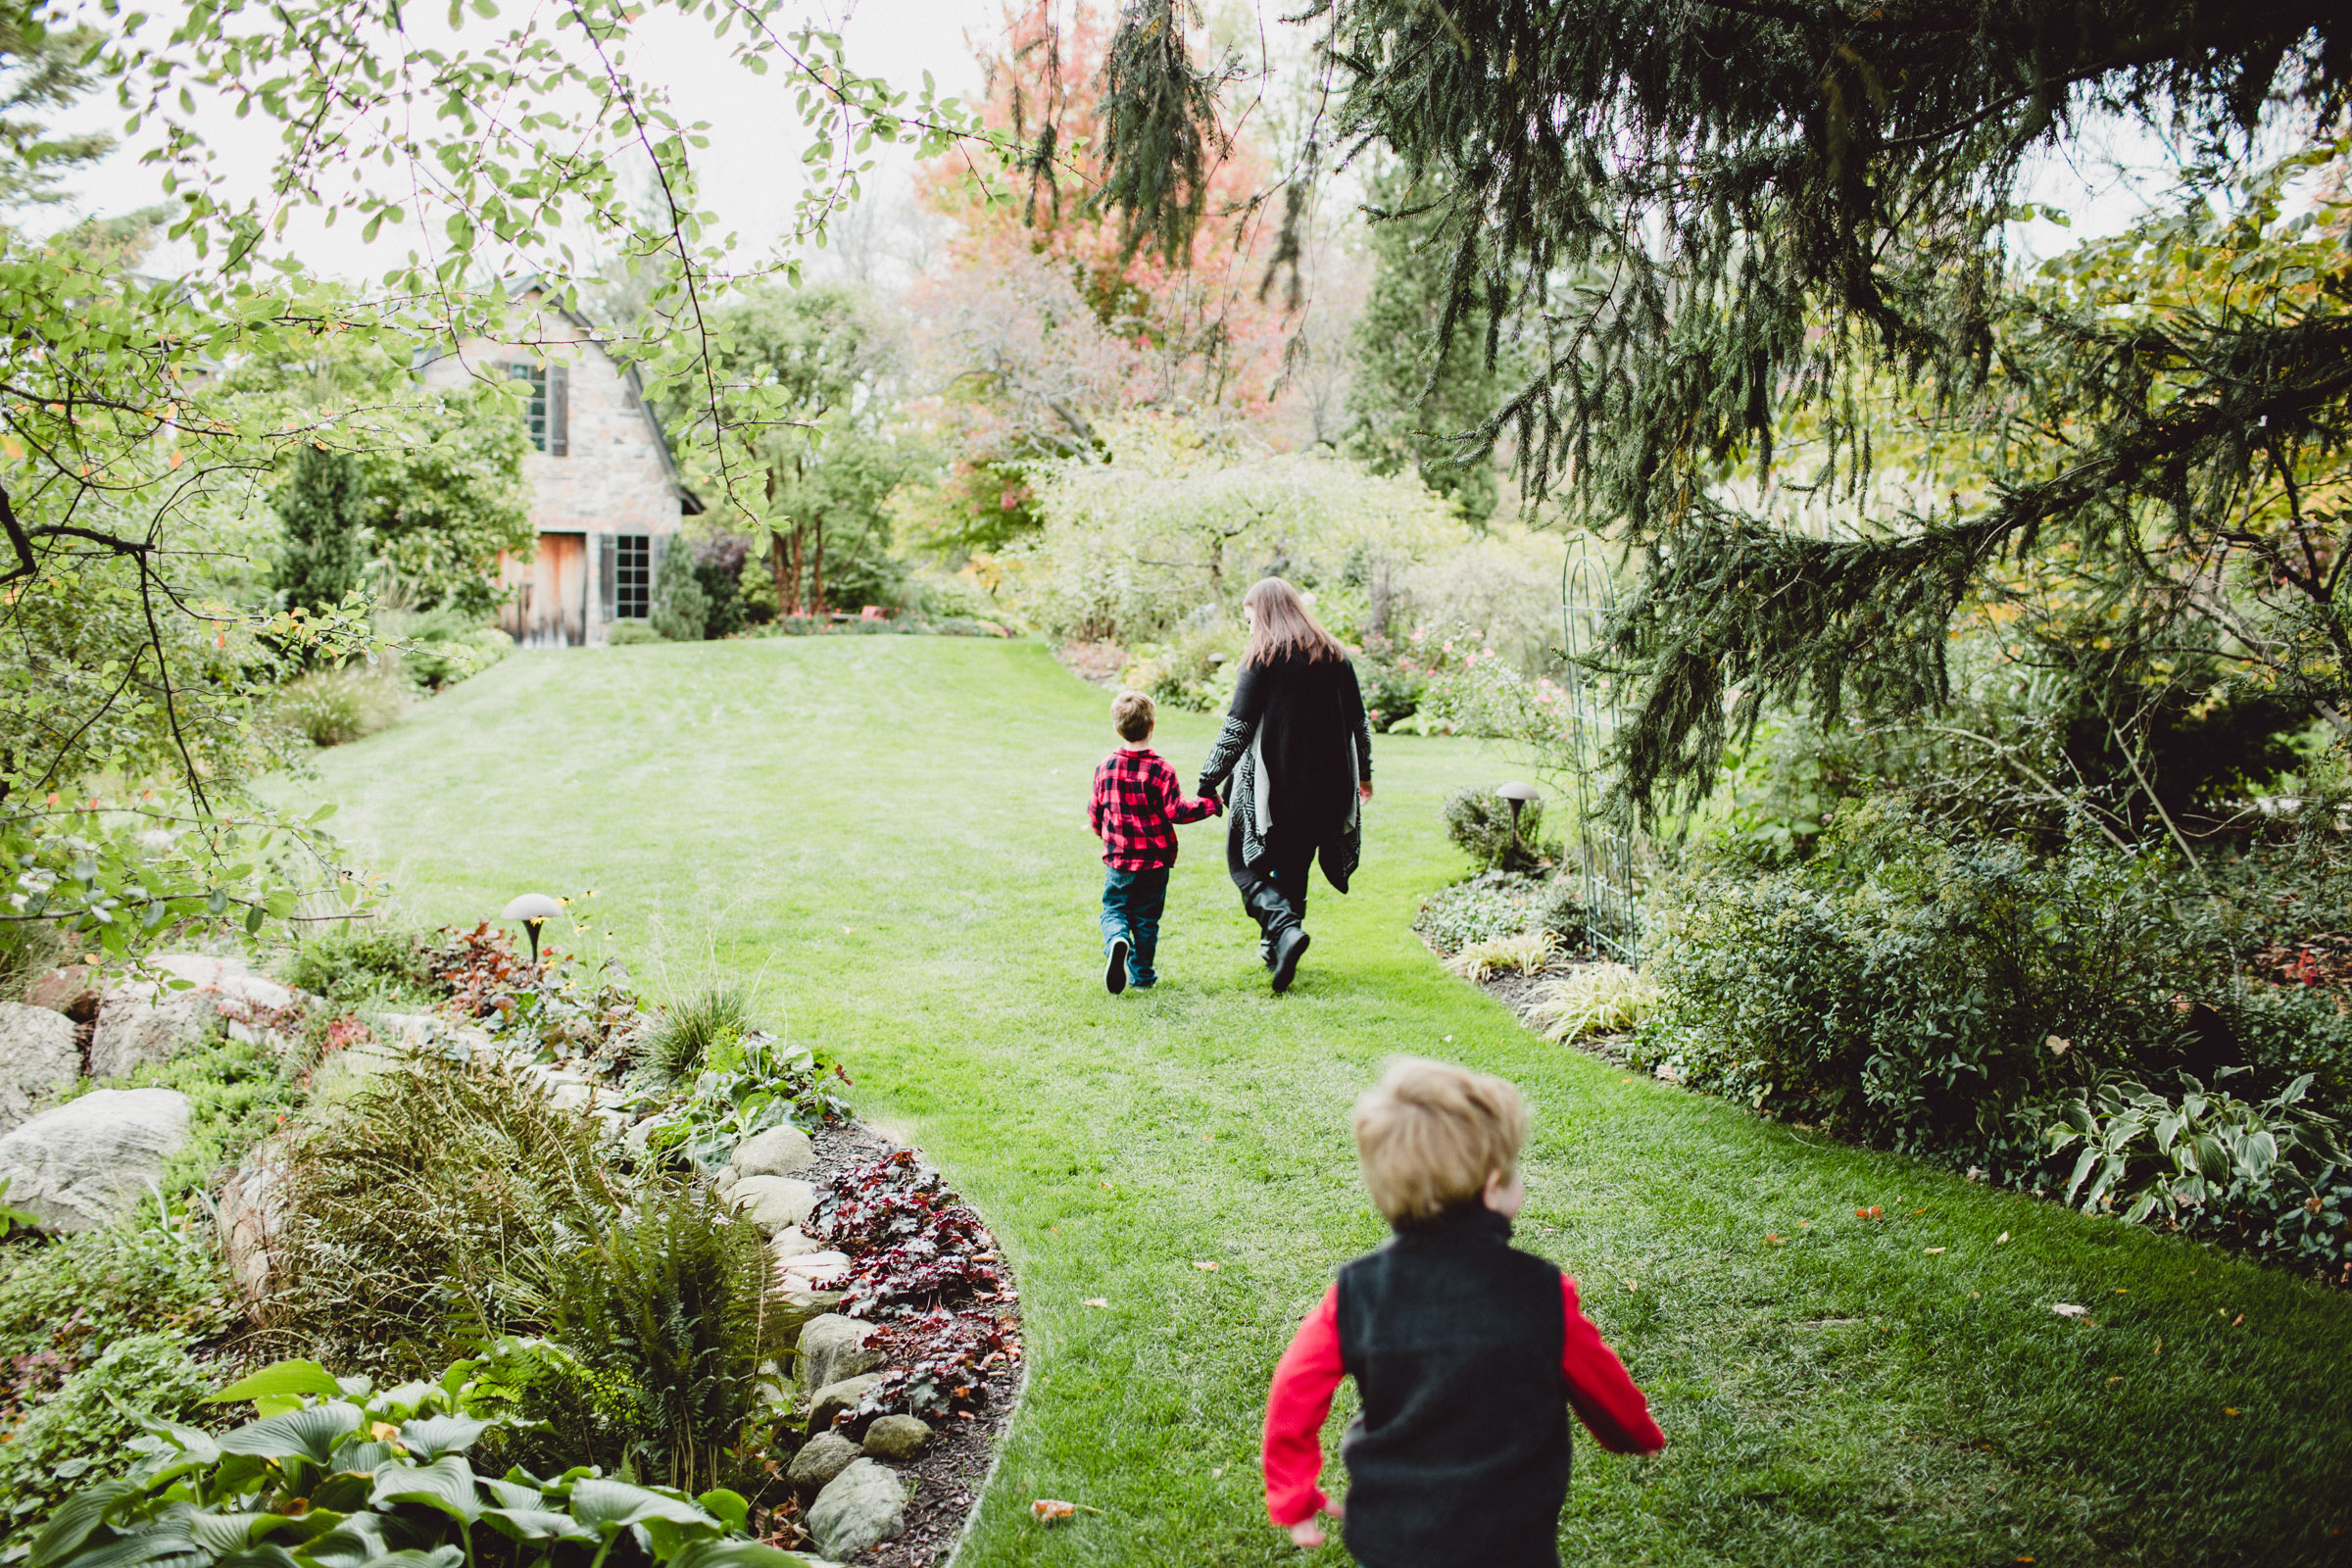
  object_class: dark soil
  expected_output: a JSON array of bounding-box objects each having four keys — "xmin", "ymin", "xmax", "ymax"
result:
[
  {"xmin": 1418, "ymin": 936, "xmax": 1637, "ymax": 1065},
  {"xmin": 780, "ymin": 1122, "xmax": 1024, "ymax": 1567}
]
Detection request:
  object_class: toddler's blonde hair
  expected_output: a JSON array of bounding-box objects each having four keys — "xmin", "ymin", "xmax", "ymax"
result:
[{"xmin": 1352, "ymin": 1057, "xmax": 1527, "ymax": 1224}]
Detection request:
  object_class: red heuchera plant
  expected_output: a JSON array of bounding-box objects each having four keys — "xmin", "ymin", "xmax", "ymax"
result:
[
  {"xmin": 855, "ymin": 1309, "xmax": 1020, "ymax": 1424},
  {"xmin": 810, "ymin": 1151, "xmax": 1008, "ymax": 1319}
]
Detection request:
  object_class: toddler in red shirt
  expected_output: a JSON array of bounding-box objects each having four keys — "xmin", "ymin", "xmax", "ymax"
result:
[
  {"xmin": 1087, "ymin": 691, "xmax": 1219, "ymax": 993},
  {"xmin": 1262, "ymin": 1057, "xmax": 1664, "ymax": 1567}
]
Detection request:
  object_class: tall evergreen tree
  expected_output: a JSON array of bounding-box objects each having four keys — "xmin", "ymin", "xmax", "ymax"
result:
[
  {"xmin": 271, "ymin": 447, "xmax": 368, "ymax": 619},
  {"xmin": 1347, "ymin": 163, "xmax": 1507, "ymax": 522},
  {"xmin": 1091, "ymin": 0, "xmax": 2351, "ymax": 816}
]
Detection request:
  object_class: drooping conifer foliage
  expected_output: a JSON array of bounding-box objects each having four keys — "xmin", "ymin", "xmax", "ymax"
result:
[{"xmin": 1093, "ymin": 0, "xmax": 2351, "ymax": 817}]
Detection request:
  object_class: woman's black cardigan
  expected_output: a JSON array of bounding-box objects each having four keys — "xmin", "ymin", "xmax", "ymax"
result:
[{"xmin": 1197, "ymin": 651, "xmax": 1373, "ymax": 890}]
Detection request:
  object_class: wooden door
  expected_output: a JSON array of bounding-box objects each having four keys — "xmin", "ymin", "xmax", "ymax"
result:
[{"xmin": 499, "ymin": 532, "xmax": 589, "ymax": 647}]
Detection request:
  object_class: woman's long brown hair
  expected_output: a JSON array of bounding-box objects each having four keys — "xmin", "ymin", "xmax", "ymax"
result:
[{"xmin": 1241, "ymin": 576, "xmax": 1346, "ymax": 667}]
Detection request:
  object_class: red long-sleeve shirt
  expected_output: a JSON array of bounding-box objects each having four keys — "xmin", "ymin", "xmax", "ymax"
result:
[
  {"xmin": 1261, "ymin": 1275, "xmax": 1664, "ymax": 1527},
  {"xmin": 1089, "ymin": 746, "xmax": 1220, "ymax": 870}
]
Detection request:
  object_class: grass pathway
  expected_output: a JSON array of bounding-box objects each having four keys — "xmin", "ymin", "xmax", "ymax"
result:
[{"xmin": 292, "ymin": 638, "xmax": 2352, "ymax": 1566}]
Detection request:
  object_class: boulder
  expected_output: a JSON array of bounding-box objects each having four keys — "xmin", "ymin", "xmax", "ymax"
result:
[
  {"xmin": 797, "ymin": 1313, "xmax": 882, "ymax": 1396},
  {"xmin": 0, "ymin": 1001, "xmax": 79, "ymax": 1132},
  {"xmin": 767, "ymin": 1288, "xmax": 846, "ymax": 1347},
  {"xmin": 770, "ymin": 1227, "xmax": 821, "ymax": 1262},
  {"xmin": 806, "ymin": 1372, "xmax": 885, "ymax": 1434},
  {"xmin": 777, "ymin": 1250, "xmax": 853, "ymax": 1294},
  {"xmin": 89, "ymin": 955, "xmax": 308, "ymax": 1079},
  {"xmin": 732, "ymin": 1124, "xmax": 814, "ymax": 1178},
  {"xmin": 785, "ymin": 1430, "xmax": 861, "ymax": 1494},
  {"xmin": 0, "ymin": 1088, "xmax": 191, "ymax": 1231},
  {"xmin": 88, "ymin": 987, "xmax": 209, "ymax": 1081},
  {"xmin": 861, "ymin": 1414, "xmax": 931, "ymax": 1461},
  {"xmin": 729, "ymin": 1175, "xmax": 817, "ymax": 1235},
  {"xmin": 216, "ymin": 1143, "xmax": 290, "ymax": 1305},
  {"xmin": 806, "ymin": 1461, "xmax": 908, "ymax": 1561},
  {"xmin": 24, "ymin": 966, "xmax": 98, "ymax": 1014}
]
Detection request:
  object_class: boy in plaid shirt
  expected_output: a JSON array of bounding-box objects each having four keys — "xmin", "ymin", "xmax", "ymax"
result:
[{"xmin": 1089, "ymin": 691, "xmax": 1221, "ymax": 993}]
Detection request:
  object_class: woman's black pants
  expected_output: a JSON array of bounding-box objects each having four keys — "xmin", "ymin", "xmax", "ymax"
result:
[{"xmin": 1229, "ymin": 820, "xmax": 1313, "ymax": 942}]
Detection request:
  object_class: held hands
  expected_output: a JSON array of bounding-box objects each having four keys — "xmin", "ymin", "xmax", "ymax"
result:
[
  {"xmin": 1359, "ymin": 782, "xmax": 1374, "ymax": 801},
  {"xmin": 1287, "ymin": 1500, "xmax": 1343, "ymax": 1549}
]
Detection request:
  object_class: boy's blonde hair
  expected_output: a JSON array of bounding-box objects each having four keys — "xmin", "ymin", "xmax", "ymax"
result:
[
  {"xmin": 1111, "ymin": 690, "xmax": 1155, "ymax": 743},
  {"xmin": 1352, "ymin": 1057, "xmax": 1527, "ymax": 1224}
]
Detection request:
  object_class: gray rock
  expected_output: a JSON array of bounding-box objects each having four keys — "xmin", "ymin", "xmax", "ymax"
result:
[
  {"xmin": 861, "ymin": 1414, "xmax": 931, "ymax": 1461},
  {"xmin": 767, "ymin": 1288, "xmax": 847, "ymax": 1347},
  {"xmin": 729, "ymin": 1174, "xmax": 817, "ymax": 1234},
  {"xmin": 0, "ymin": 1002, "xmax": 78, "ymax": 1132},
  {"xmin": 732, "ymin": 1123, "xmax": 814, "ymax": 1178},
  {"xmin": 770, "ymin": 1227, "xmax": 820, "ymax": 1261},
  {"xmin": 806, "ymin": 1460, "xmax": 908, "ymax": 1560},
  {"xmin": 88, "ymin": 988, "xmax": 208, "ymax": 1081},
  {"xmin": 797, "ymin": 1313, "xmax": 882, "ymax": 1396},
  {"xmin": 806, "ymin": 1372, "xmax": 884, "ymax": 1434},
  {"xmin": 785, "ymin": 1430, "xmax": 861, "ymax": 1493},
  {"xmin": 0, "ymin": 1088, "xmax": 191, "ymax": 1231}
]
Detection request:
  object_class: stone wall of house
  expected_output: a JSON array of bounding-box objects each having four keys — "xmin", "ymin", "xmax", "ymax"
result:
[{"xmin": 419, "ymin": 304, "xmax": 692, "ymax": 646}]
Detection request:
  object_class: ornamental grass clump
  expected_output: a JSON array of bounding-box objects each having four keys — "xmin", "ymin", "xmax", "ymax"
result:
[
  {"xmin": 646, "ymin": 987, "xmax": 756, "ymax": 1081},
  {"xmin": 261, "ymin": 1054, "xmax": 626, "ymax": 1375},
  {"xmin": 1527, "ymin": 963, "xmax": 1657, "ymax": 1043},
  {"xmin": 1444, "ymin": 929, "xmax": 1557, "ymax": 981}
]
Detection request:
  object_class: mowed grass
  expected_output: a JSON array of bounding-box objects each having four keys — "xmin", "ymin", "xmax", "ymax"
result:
[{"xmin": 286, "ymin": 637, "xmax": 2352, "ymax": 1566}]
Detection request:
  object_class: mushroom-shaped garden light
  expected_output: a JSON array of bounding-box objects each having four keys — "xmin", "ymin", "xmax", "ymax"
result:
[
  {"xmin": 1496, "ymin": 781, "xmax": 1541, "ymax": 857},
  {"xmin": 502, "ymin": 892, "xmax": 564, "ymax": 967}
]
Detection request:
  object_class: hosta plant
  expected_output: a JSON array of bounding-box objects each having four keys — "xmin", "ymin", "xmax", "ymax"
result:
[
  {"xmin": 26, "ymin": 1355, "xmax": 810, "ymax": 1568},
  {"xmin": 2045, "ymin": 1071, "xmax": 2350, "ymax": 1232}
]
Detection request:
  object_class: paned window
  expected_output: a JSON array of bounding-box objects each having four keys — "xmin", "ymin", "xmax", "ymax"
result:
[
  {"xmin": 615, "ymin": 535, "xmax": 651, "ymax": 618},
  {"xmin": 510, "ymin": 363, "xmax": 548, "ymax": 451}
]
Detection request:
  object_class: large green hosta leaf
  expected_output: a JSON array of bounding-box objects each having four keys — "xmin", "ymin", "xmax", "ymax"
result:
[{"xmin": 219, "ymin": 1405, "xmax": 366, "ymax": 1467}]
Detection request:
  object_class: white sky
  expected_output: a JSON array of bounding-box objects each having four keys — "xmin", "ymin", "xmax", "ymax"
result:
[{"xmin": 44, "ymin": 0, "xmax": 2212, "ymax": 289}]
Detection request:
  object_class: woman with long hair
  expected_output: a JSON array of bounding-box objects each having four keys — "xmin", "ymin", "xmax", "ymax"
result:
[{"xmin": 1197, "ymin": 577, "xmax": 1374, "ymax": 992}]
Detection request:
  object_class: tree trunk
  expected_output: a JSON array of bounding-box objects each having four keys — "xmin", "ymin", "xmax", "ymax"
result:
[{"xmin": 768, "ymin": 527, "xmax": 791, "ymax": 617}]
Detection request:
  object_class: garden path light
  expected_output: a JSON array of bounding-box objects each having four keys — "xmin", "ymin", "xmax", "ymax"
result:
[
  {"xmin": 1497, "ymin": 781, "xmax": 1540, "ymax": 860},
  {"xmin": 502, "ymin": 891, "xmax": 564, "ymax": 966}
]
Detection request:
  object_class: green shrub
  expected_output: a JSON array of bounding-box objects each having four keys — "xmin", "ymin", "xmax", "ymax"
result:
[
  {"xmin": 1443, "ymin": 786, "xmax": 1560, "ymax": 872},
  {"xmin": 282, "ymin": 925, "xmax": 439, "ymax": 1004},
  {"xmin": 651, "ymin": 545, "xmax": 711, "ymax": 643},
  {"xmin": 1412, "ymin": 873, "xmax": 1538, "ymax": 953},
  {"xmin": 0, "ymin": 1331, "xmax": 211, "ymax": 1548},
  {"xmin": 396, "ymin": 607, "xmax": 513, "ymax": 688},
  {"xmin": 22, "ymin": 1355, "xmax": 811, "ymax": 1568},
  {"xmin": 274, "ymin": 664, "xmax": 408, "ymax": 746},
  {"xmin": 1119, "ymin": 620, "xmax": 1244, "ymax": 713},
  {"xmin": 263, "ymin": 1055, "xmax": 626, "ymax": 1374},
  {"xmin": 608, "ymin": 619, "xmax": 665, "ymax": 646},
  {"xmin": 525, "ymin": 1184, "xmax": 780, "ymax": 1494},
  {"xmin": 1642, "ymin": 803, "xmax": 2211, "ymax": 1159},
  {"xmin": 637, "ymin": 1030, "xmax": 850, "ymax": 1176},
  {"xmin": 87, "ymin": 1032, "xmax": 300, "ymax": 1200}
]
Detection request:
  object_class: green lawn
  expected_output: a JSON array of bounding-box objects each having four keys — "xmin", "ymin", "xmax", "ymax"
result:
[{"xmin": 288, "ymin": 637, "xmax": 2352, "ymax": 1566}]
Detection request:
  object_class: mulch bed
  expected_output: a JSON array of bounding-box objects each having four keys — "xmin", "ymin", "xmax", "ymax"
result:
[
  {"xmin": 777, "ymin": 1123, "xmax": 1024, "ymax": 1567},
  {"xmin": 1419, "ymin": 938, "xmax": 1639, "ymax": 1066}
]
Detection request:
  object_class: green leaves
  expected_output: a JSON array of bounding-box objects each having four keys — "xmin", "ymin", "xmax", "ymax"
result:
[
  {"xmin": 218, "ymin": 1404, "xmax": 364, "ymax": 1467},
  {"xmin": 208, "ymin": 1362, "xmax": 343, "ymax": 1413},
  {"xmin": 368, "ymin": 1458, "xmax": 480, "ymax": 1524}
]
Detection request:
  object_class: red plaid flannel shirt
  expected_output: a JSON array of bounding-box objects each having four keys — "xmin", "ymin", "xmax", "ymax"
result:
[{"xmin": 1090, "ymin": 747, "xmax": 1220, "ymax": 869}]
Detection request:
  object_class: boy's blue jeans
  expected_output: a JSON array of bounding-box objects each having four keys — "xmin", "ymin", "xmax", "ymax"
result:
[{"xmin": 1100, "ymin": 866, "xmax": 1169, "ymax": 987}]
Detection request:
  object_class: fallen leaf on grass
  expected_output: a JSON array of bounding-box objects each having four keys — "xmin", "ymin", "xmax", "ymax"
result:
[
  {"xmin": 2224, "ymin": 1407, "xmax": 2240, "ymax": 1417},
  {"xmin": 2052, "ymin": 1303, "xmax": 2088, "ymax": 1318},
  {"xmin": 1194, "ymin": 1260, "xmax": 1221, "ymax": 1272},
  {"xmin": 1924, "ymin": 1247, "xmax": 1946, "ymax": 1254},
  {"xmin": 1856, "ymin": 1205, "xmax": 1884, "ymax": 1219},
  {"xmin": 2232, "ymin": 1313, "xmax": 2244, "ymax": 1326},
  {"xmin": 1997, "ymin": 1232, "xmax": 2010, "ymax": 1244},
  {"xmin": 1031, "ymin": 1498, "xmax": 1101, "ymax": 1523},
  {"xmin": 1082, "ymin": 1298, "xmax": 1108, "ymax": 1308},
  {"xmin": 1765, "ymin": 1234, "xmax": 1784, "ymax": 1245}
]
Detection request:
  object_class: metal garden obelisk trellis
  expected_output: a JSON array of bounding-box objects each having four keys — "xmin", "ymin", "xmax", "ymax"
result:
[{"xmin": 1559, "ymin": 550, "xmax": 1641, "ymax": 963}]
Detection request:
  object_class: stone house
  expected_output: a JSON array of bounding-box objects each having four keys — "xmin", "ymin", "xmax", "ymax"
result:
[{"xmin": 416, "ymin": 293, "xmax": 702, "ymax": 647}]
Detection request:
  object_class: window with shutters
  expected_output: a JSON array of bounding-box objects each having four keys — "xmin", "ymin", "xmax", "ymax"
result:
[
  {"xmin": 615, "ymin": 535, "xmax": 651, "ymax": 617},
  {"xmin": 509, "ymin": 363, "xmax": 548, "ymax": 451}
]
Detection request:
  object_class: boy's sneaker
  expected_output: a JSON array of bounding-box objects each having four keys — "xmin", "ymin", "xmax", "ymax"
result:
[
  {"xmin": 1104, "ymin": 938, "xmax": 1130, "ymax": 995},
  {"xmin": 1270, "ymin": 927, "xmax": 1310, "ymax": 993}
]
